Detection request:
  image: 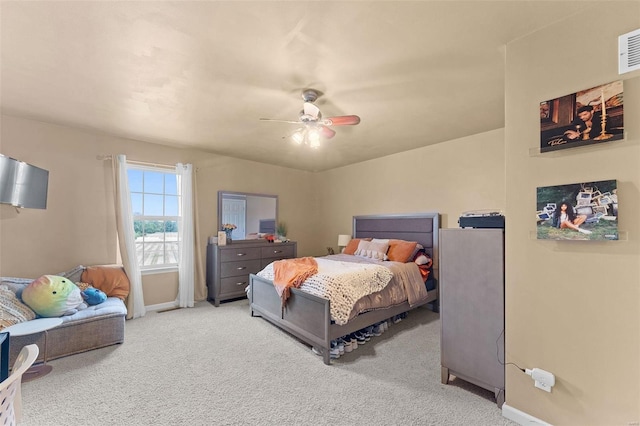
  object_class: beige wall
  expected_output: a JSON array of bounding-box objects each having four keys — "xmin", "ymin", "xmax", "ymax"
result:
[
  {"xmin": 142, "ymin": 271, "xmax": 178, "ymax": 306},
  {"xmin": 194, "ymin": 156, "xmax": 320, "ymax": 258},
  {"xmin": 0, "ymin": 115, "xmax": 319, "ymax": 304},
  {"xmin": 315, "ymin": 128, "xmax": 506, "ymax": 254},
  {"xmin": 504, "ymin": 2, "xmax": 640, "ymax": 424}
]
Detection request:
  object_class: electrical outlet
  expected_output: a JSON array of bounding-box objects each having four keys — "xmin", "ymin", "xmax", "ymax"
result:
[
  {"xmin": 534, "ymin": 380, "xmax": 552, "ymax": 392},
  {"xmin": 525, "ymin": 368, "xmax": 555, "ymax": 393}
]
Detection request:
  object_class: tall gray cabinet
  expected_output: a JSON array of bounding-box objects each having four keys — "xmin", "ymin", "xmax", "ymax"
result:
[{"xmin": 440, "ymin": 228, "xmax": 505, "ymax": 407}]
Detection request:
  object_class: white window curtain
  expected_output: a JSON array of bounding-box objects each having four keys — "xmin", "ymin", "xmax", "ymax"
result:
[
  {"xmin": 176, "ymin": 163, "xmax": 194, "ymax": 308},
  {"xmin": 113, "ymin": 155, "xmax": 146, "ymax": 319}
]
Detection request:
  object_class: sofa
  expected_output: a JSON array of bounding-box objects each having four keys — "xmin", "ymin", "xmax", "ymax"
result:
[{"xmin": 1, "ymin": 265, "xmax": 128, "ymax": 365}]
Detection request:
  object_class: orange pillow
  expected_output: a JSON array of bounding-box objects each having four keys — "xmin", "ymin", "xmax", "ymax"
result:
[
  {"xmin": 343, "ymin": 238, "xmax": 372, "ymax": 255},
  {"xmin": 343, "ymin": 238, "xmax": 361, "ymax": 255},
  {"xmin": 387, "ymin": 239, "xmax": 418, "ymax": 263},
  {"xmin": 81, "ymin": 265, "xmax": 130, "ymax": 300}
]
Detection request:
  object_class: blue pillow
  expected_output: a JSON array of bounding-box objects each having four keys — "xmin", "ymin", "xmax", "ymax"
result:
[{"xmin": 81, "ymin": 287, "xmax": 107, "ymax": 305}]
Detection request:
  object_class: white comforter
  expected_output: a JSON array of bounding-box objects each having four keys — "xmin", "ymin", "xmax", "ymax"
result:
[{"xmin": 257, "ymin": 257, "xmax": 394, "ymax": 325}]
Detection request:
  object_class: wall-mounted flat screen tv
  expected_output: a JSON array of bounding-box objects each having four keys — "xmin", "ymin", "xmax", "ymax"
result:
[
  {"xmin": 536, "ymin": 179, "xmax": 618, "ymax": 240},
  {"xmin": 0, "ymin": 154, "xmax": 49, "ymax": 209}
]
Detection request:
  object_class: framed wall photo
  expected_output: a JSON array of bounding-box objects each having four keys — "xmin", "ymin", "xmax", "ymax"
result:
[
  {"xmin": 536, "ymin": 179, "xmax": 618, "ymax": 241},
  {"xmin": 539, "ymin": 80, "xmax": 624, "ymax": 153}
]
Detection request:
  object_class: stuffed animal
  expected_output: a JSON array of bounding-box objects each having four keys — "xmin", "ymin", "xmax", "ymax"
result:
[
  {"xmin": 22, "ymin": 275, "xmax": 85, "ymax": 317},
  {"xmin": 81, "ymin": 286, "xmax": 107, "ymax": 305}
]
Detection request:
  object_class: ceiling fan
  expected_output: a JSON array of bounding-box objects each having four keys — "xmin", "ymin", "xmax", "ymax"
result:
[{"xmin": 260, "ymin": 89, "xmax": 361, "ymax": 148}]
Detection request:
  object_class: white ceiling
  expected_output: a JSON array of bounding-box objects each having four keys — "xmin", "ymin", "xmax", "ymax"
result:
[{"xmin": 1, "ymin": 1, "xmax": 592, "ymax": 172}]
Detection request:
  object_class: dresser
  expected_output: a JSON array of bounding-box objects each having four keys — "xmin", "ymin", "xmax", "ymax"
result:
[
  {"xmin": 206, "ymin": 240, "xmax": 297, "ymax": 306},
  {"xmin": 439, "ymin": 228, "xmax": 505, "ymax": 407}
]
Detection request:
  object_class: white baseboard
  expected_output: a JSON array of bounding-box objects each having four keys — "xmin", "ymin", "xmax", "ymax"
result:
[
  {"xmin": 145, "ymin": 301, "xmax": 178, "ymax": 312},
  {"xmin": 502, "ymin": 403, "xmax": 552, "ymax": 425}
]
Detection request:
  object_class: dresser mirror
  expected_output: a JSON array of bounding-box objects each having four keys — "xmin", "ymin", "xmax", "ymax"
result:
[{"xmin": 217, "ymin": 191, "xmax": 278, "ymax": 241}]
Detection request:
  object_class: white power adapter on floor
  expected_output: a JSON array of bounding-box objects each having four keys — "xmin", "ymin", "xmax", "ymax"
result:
[{"xmin": 525, "ymin": 368, "xmax": 555, "ymax": 392}]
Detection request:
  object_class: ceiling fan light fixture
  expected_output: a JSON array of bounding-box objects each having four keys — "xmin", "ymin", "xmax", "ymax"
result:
[
  {"xmin": 263, "ymin": 88, "xmax": 360, "ymax": 149},
  {"xmin": 309, "ymin": 138, "xmax": 321, "ymax": 149},
  {"xmin": 291, "ymin": 129, "xmax": 305, "ymax": 144},
  {"xmin": 308, "ymin": 128, "xmax": 320, "ymax": 143}
]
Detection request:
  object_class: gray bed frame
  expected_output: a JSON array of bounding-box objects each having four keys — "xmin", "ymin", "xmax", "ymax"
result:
[{"xmin": 249, "ymin": 213, "xmax": 440, "ymax": 365}]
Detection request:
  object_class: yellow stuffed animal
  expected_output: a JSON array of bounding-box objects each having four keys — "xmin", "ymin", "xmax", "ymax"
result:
[{"xmin": 22, "ymin": 275, "xmax": 84, "ymax": 317}]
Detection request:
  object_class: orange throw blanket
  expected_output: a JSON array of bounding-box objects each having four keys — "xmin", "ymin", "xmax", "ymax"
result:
[{"xmin": 272, "ymin": 257, "xmax": 318, "ymax": 307}]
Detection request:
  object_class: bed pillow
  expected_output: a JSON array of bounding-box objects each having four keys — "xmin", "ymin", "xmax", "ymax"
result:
[
  {"xmin": 415, "ymin": 250, "xmax": 433, "ymax": 282},
  {"xmin": 343, "ymin": 238, "xmax": 371, "ymax": 255},
  {"xmin": 387, "ymin": 239, "xmax": 419, "ymax": 263},
  {"xmin": 410, "ymin": 243, "xmax": 424, "ymax": 261},
  {"xmin": 354, "ymin": 239, "xmax": 389, "ymax": 260},
  {"xmin": 81, "ymin": 265, "xmax": 130, "ymax": 300},
  {"xmin": 413, "ymin": 250, "xmax": 433, "ymax": 267}
]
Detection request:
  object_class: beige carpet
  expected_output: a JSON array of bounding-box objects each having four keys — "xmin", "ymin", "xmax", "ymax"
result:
[{"xmin": 20, "ymin": 300, "xmax": 516, "ymax": 425}]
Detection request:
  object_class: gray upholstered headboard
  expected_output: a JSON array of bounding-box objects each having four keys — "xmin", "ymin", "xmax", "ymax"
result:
[{"xmin": 352, "ymin": 213, "xmax": 440, "ymax": 278}]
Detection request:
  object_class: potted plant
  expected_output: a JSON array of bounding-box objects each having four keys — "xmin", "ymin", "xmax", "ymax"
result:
[{"xmin": 276, "ymin": 222, "xmax": 288, "ymax": 241}]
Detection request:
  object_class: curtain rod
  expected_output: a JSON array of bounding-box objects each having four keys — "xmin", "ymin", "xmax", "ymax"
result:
[{"xmin": 96, "ymin": 154, "xmax": 176, "ymax": 170}]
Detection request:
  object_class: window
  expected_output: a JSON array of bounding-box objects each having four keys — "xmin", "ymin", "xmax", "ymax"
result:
[{"xmin": 127, "ymin": 165, "xmax": 180, "ymax": 270}]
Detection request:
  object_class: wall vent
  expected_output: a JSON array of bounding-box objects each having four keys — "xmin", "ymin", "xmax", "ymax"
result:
[{"xmin": 619, "ymin": 28, "xmax": 640, "ymax": 74}]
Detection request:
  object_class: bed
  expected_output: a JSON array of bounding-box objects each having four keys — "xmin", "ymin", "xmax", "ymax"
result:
[{"xmin": 249, "ymin": 213, "xmax": 439, "ymax": 364}]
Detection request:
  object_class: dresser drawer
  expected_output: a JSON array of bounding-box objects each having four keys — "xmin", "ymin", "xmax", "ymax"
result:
[
  {"xmin": 220, "ymin": 247, "xmax": 261, "ymax": 262},
  {"xmin": 219, "ymin": 276, "xmax": 251, "ymax": 296},
  {"xmin": 261, "ymin": 244, "xmax": 295, "ymax": 260},
  {"xmin": 220, "ymin": 259, "xmax": 262, "ymax": 278}
]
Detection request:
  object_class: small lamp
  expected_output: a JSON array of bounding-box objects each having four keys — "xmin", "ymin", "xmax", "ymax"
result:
[{"xmin": 337, "ymin": 234, "xmax": 352, "ymax": 253}]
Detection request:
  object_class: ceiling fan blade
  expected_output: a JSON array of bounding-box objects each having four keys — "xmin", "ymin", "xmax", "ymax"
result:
[
  {"xmin": 323, "ymin": 115, "xmax": 361, "ymax": 126},
  {"xmin": 303, "ymin": 102, "xmax": 320, "ymax": 119},
  {"xmin": 259, "ymin": 118, "xmax": 302, "ymax": 124},
  {"xmin": 319, "ymin": 125, "xmax": 336, "ymax": 139}
]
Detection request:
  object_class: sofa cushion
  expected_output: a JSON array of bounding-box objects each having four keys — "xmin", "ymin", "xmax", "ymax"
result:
[
  {"xmin": 0, "ymin": 277, "xmax": 32, "ymax": 299},
  {"xmin": 0, "ymin": 285, "xmax": 36, "ymax": 330},
  {"xmin": 81, "ymin": 265, "xmax": 130, "ymax": 300},
  {"xmin": 58, "ymin": 296, "xmax": 127, "ymax": 323}
]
